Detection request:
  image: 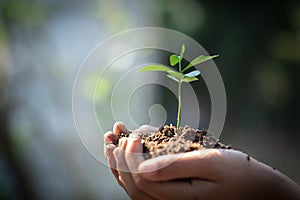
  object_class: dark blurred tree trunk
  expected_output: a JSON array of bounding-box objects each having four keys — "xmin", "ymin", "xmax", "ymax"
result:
[
  {"xmin": 0, "ymin": 3, "xmax": 39, "ymax": 197},
  {"xmin": 0, "ymin": 102, "xmax": 39, "ymax": 200}
]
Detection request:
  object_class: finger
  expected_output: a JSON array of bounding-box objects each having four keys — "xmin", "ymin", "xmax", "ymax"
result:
[
  {"xmin": 113, "ymin": 121, "xmax": 127, "ymax": 134},
  {"xmin": 121, "ymin": 136, "xmax": 218, "ymax": 199},
  {"xmin": 114, "ymin": 138, "xmax": 132, "ymax": 186},
  {"xmin": 104, "ymin": 143, "xmax": 121, "ymax": 184},
  {"xmin": 124, "ymin": 136, "xmax": 205, "ymax": 200},
  {"xmin": 104, "ymin": 143, "xmax": 116, "ymax": 160},
  {"xmin": 122, "ymin": 137, "xmax": 217, "ymax": 199},
  {"xmin": 123, "ymin": 136, "xmax": 213, "ymax": 200},
  {"xmin": 105, "ymin": 143, "xmax": 117, "ymax": 169},
  {"xmin": 104, "ymin": 131, "xmax": 119, "ymax": 145},
  {"xmin": 114, "ymin": 138, "xmax": 129, "ymax": 172},
  {"xmin": 110, "ymin": 147, "xmax": 124, "ymax": 188},
  {"xmin": 138, "ymin": 149, "xmax": 228, "ymax": 181},
  {"xmin": 114, "ymin": 138, "xmax": 153, "ymax": 200},
  {"xmin": 135, "ymin": 177, "xmax": 217, "ymax": 200},
  {"xmin": 125, "ymin": 134, "xmax": 144, "ymax": 174}
]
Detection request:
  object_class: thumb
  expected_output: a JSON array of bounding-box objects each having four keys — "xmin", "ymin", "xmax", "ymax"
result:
[{"xmin": 138, "ymin": 149, "xmax": 244, "ymax": 181}]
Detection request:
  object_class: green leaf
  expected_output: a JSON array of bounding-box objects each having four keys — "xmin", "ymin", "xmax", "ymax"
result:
[
  {"xmin": 185, "ymin": 70, "xmax": 200, "ymax": 77},
  {"xmin": 169, "ymin": 55, "xmax": 180, "ymax": 66},
  {"xmin": 167, "ymin": 70, "xmax": 184, "ymax": 80},
  {"xmin": 183, "ymin": 76, "xmax": 198, "ymax": 83},
  {"xmin": 138, "ymin": 65, "xmax": 172, "ymax": 72},
  {"xmin": 180, "ymin": 44, "xmax": 185, "ymax": 60},
  {"xmin": 167, "ymin": 74, "xmax": 179, "ymax": 82},
  {"xmin": 182, "ymin": 55, "xmax": 219, "ymax": 72}
]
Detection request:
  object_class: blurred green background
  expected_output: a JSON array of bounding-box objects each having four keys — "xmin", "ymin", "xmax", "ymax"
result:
[{"xmin": 1, "ymin": 0, "xmax": 300, "ymax": 199}]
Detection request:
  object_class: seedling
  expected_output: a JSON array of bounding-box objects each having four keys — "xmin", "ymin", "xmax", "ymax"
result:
[{"xmin": 138, "ymin": 45, "xmax": 218, "ymax": 129}]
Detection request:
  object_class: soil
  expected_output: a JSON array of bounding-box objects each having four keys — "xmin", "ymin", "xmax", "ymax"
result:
[{"xmin": 120, "ymin": 124, "xmax": 231, "ymax": 159}]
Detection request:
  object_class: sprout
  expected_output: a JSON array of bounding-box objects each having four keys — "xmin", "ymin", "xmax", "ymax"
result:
[{"xmin": 139, "ymin": 45, "xmax": 218, "ymax": 129}]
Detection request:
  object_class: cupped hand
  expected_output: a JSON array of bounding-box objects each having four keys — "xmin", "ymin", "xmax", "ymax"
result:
[
  {"xmin": 104, "ymin": 122, "xmax": 300, "ymax": 200},
  {"xmin": 104, "ymin": 122, "xmax": 158, "ymax": 199}
]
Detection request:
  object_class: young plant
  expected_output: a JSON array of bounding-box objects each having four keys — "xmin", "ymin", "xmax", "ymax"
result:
[{"xmin": 138, "ymin": 45, "xmax": 218, "ymax": 129}]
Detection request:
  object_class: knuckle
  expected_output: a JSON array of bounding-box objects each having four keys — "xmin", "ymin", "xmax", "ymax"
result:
[{"xmin": 104, "ymin": 144, "xmax": 115, "ymax": 157}]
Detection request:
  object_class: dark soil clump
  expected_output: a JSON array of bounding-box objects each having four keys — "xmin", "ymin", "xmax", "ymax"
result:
[{"xmin": 121, "ymin": 124, "xmax": 231, "ymax": 159}]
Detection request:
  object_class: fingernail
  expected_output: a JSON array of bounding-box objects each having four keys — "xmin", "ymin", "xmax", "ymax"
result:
[
  {"xmin": 104, "ymin": 130, "xmax": 120, "ymax": 145},
  {"xmin": 113, "ymin": 121, "xmax": 127, "ymax": 134},
  {"xmin": 129, "ymin": 133, "xmax": 140, "ymax": 140}
]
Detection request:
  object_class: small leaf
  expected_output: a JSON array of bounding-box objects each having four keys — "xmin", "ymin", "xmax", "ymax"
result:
[
  {"xmin": 180, "ymin": 44, "xmax": 185, "ymax": 60},
  {"xmin": 185, "ymin": 70, "xmax": 200, "ymax": 77},
  {"xmin": 138, "ymin": 65, "xmax": 171, "ymax": 72},
  {"xmin": 169, "ymin": 55, "xmax": 180, "ymax": 66},
  {"xmin": 183, "ymin": 55, "xmax": 219, "ymax": 72},
  {"xmin": 167, "ymin": 70, "xmax": 184, "ymax": 80},
  {"xmin": 167, "ymin": 74, "xmax": 179, "ymax": 82},
  {"xmin": 183, "ymin": 76, "xmax": 198, "ymax": 83}
]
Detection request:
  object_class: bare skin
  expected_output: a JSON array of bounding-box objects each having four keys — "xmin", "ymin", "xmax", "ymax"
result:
[{"xmin": 104, "ymin": 122, "xmax": 300, "ymax": 200}]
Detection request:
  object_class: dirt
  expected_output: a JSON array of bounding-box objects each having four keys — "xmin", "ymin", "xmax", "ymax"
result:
[
  {"xmin": 247, "ymin": 155, "xmax": 250, "ymax": 161},
  {"xmin": 120, "ymin": 124, "xmax": 231, "ymax": 159}
]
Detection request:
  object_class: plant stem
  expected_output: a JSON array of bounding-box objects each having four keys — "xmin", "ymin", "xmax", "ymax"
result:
[
  {"xmin": 179, "ymin": 58, "xmax": 182, "ymax": 73},
  {"xmin": 177, "ymin": 79, "xmax": 182, "ymax": 129}
]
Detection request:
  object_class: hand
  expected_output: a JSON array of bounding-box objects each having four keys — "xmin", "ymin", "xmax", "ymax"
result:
[
  {"xmin": 104, "ymin": 122, "xmax": 300, "ymax": 200},
  {"xmin": 137, "ymin": 149, "xmax": 300, "ymax": 200},
  {"xmin": 104, "ymin": 122, "xmax": 158, "ymax": 199}
]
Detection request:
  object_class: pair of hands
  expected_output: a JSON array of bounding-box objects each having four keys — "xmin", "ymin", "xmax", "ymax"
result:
[{"xmin": 104, "ymin": 122, "xmax": 300, "ymax": 200}]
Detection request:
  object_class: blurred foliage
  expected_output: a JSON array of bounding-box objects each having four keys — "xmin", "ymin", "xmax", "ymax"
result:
[
  {"xmin": 91, "ymin": 0, "xmax": 132, "ymax": 34},
  {"xmin": 2, "ymin": 0, "xmax": 46, "ymax": 27}
]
